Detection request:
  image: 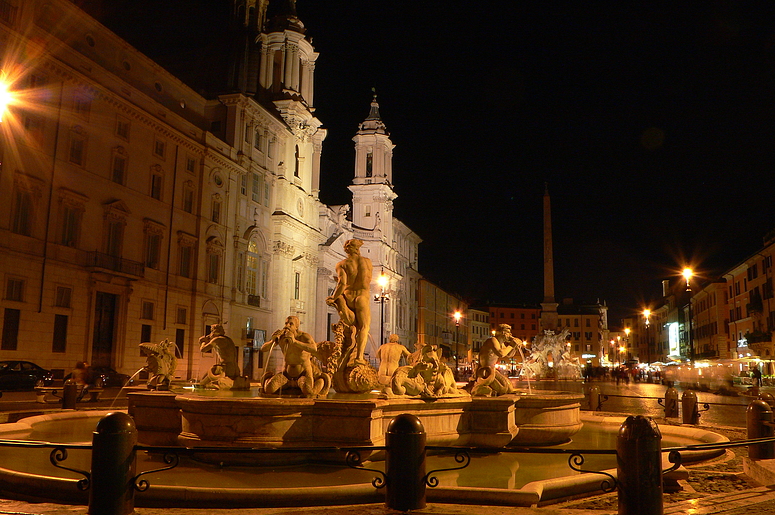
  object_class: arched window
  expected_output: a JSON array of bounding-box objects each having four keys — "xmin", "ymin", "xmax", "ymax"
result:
[
  {"xmin": 246, "ymin": 240, "xmax": 258, "ymax": 294},
  {"xmin": 246, "ymin": 240, "xmax": 268, "ymax": 298}
]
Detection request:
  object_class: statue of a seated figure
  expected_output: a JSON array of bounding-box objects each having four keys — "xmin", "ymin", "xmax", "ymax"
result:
[
  {"xmin": 471, "ymin": 323, "xmax": 519, "ymax": 396},
  {"xmin": 261, "ymin": 315, "xmax": 330, "ymax": 398},
  {"xmin": 198, "ymin": 323, "xmax": 250, "ymax": 390},
  {"xmin": 377, "ymin": 333, "xmax": 411, "ymax": 385}
]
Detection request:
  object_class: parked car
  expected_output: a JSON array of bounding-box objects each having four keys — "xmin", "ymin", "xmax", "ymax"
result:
[
  {"xmin": 63, "ymin": 366, "xmax": 134, "ymax": 388},
  {"xmin": 0, "ymin": 360, "xmax": 54, "ymax": 390}
]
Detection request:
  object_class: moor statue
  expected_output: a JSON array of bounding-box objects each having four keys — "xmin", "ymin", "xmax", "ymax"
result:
[{"xmin": 326, "ymin": 238, "xmax": 373, "ymax": 366}]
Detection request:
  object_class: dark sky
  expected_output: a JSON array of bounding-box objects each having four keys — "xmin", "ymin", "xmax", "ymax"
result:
[{"xmin": 83, "ymin": 1, "xmax": 775, "ymax": 325}]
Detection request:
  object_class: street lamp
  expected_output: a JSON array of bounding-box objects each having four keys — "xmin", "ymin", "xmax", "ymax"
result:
[
  {"xmin": 624, "ymin": 328, "xmax": 630, "ymax": 363},
  {"xmin": 374, "ymin": 274, "xmax": 389, "ymax": 347},
  {"xmin": 683, "ymin": 267, "xmax": 694, "ymax": 367},
  {"xmin": 453, "ymin": 311, "xmax": 462, "ymax": 379},
  {"xmin": 0, "ymin": 75, "xmax": 13, "ymax": 122},
  {"xmin": 643, "ymin": 309, "xmax": 651, "ymax": 327}
]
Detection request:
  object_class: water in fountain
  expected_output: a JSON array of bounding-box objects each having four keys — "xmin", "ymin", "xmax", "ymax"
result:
[{"xmin": 108, "ymin": 367, "xmax": 147, "ymax": 409}]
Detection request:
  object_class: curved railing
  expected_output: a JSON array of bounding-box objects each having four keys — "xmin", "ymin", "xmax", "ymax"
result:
[{"xmin": 3, "ymin": 422, "xmax": 775, "ymax": 515}]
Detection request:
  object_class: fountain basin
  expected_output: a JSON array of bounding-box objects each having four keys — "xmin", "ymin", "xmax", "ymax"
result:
[
  {"xmin": 510, "ymin": 390, "xmax": 584, "ymax": 446},
  {"xmin": 0, "ymin": 411, "xmax": 727, "ymax": 508},
  {"xmin": 127, "ymin": 389, "xmax": 583, "ymax": 464}
]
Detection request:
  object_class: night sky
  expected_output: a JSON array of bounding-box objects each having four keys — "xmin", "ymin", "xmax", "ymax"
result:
[{"xmin": 82, "ymin": 1, "xmax": 775, "ymax": 325}]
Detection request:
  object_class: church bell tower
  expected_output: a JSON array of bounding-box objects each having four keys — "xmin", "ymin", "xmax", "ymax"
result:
[{"xmin": 349, "ymin": 94, "xmax": 397, "ymax": 241}]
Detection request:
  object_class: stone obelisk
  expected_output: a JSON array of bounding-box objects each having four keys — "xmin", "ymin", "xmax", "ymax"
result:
[{"xmin": 539, "ymin": 183, "xmax": 559, "ymax": 331}]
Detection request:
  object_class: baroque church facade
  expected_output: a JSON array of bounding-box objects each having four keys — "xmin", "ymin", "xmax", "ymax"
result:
[{"xmin": 0, "ymin": 0, "xmax": 421, "ymax": 381}]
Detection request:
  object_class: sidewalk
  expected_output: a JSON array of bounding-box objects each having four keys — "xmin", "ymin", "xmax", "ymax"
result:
[{"xmin": 3, "ymin": 487, "xmax": 775, "ymax": 515}]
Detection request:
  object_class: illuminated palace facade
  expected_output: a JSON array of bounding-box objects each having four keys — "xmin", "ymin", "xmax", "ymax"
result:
[{"xmin": 0, "ymin": 0, "xmax": 420, "ymax": 381}]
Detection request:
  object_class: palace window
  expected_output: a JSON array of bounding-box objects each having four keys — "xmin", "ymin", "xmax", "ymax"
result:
[
  {"xmin": 11, "ymin": 188, "xmax": 34, "ymax": 236},
  {"xmin": 5, "ymin": 278, "xmax": 24, "ymax": 302},
  {"xmin": 116, "ymin": 116, "xmax": 130, "ymax": 140}
]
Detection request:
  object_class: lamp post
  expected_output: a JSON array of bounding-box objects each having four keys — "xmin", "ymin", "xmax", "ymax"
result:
[
  {"xmin": 683, "ymin": 267, "xmax": 694, "ymax": 367},
  {"xmin": 642, "ymin": 309, "xmax": 652, "ymax": 362},
  {"xmin": 624, "ymin": 327, "xmax": 630, "ymax": 363},
  {"xmin": 453, "ymin": 311, "xmax": 462, "ymax": 379},
  {"xmin": 374, "ymin": 274, "xmax": 389, "ymax": 348}
]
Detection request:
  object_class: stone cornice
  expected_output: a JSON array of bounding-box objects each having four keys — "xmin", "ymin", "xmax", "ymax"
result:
[
  {"xmin": 218, "ymin": 94, "xmax": 286, "ymax": 134},
  {"xmin": 57, "ymin": 187, "xmax": 89, "ymax": 210},
  {"xmin": 39, "ymin": 52, "xmax": 206, "ymax": 156},
  {"xmin": 143, "ymin": 218, "xmax": 166, "ymax": 235}
]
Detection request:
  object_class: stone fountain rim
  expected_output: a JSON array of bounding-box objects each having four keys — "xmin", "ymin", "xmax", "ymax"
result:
[{"xmin": 0, "ymin": 410, "xmax": 729, "ymax": 508}]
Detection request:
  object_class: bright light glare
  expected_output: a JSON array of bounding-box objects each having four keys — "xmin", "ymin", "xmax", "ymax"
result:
[
  {"xmin": 453, "ymin": 311, "xmax": 462, "ymax": 323},
  {"xmin": 376, "ymin": 274, "xmax": 388, "ymax": 288},
  {"xmin": 682, "ymin": 268, "xmax": 693, "ymax": 281},
  {"xmin": 0, "ymin": 79, "xmax": 12, "ymax": 122},
  {"xmin": 624, "ymin": 328, "xmax": 631, "ymax": 336}
]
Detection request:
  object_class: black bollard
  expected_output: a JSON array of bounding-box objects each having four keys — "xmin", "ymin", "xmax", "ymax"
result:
[
  {"xmin": 62, "ymin": 378, "xmax": 78, "ymax": 409},
  {"xmin": 385, "ymin": 413, "xmax": 426, "ymax": 511},
  {"xmin": 588, "ymin": 385, "xmax": 601, "ymax": 411},
  {"xmin": 617, "ymin": 415, "xmax": 663, "ymax": 515},
  {"xmin": 663, "ymin": 386, "xmax": 678, "ymax": 418},
  {"xmin": 681, "ymin": 391, "xmax": 699, "ymax": 424},
  {"xmin": 758, "ymin": 392, "xmax": 775, "ymax": 408},
  {"xmin": 747, "ymin": 400, "xmax": 775, "ymax": 460},
  {"xmin": 89, "ymin": 412, "xmax": 138, "ymax": 515}
]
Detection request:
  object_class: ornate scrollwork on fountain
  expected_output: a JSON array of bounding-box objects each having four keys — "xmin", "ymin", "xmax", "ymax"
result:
[{"xmin": 319, "ymin": 320, "xmax": 378, "ymax": 394}]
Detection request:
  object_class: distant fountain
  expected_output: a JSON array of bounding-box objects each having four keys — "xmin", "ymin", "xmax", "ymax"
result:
[{"xmin": 521, "ymin": 328, "xmax": 583, "ymax": 380}]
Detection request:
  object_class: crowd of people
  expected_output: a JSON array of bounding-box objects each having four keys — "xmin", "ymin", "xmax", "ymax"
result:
[{"xmin": 582, "ymin": 364, "xmax": 662, "ymax": 384}]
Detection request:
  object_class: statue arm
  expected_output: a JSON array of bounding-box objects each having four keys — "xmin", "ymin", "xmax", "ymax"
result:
[
  {"xmin": 260, "ymin": 329, "xmax": 283, "ymax": 352},
  {"xmin": 290, "ymin": 333, "xmax": 318, "ymax": 353},
  {"xmin": 327, "ymin": 265, "xmax": 347, "ymax": 303}
]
